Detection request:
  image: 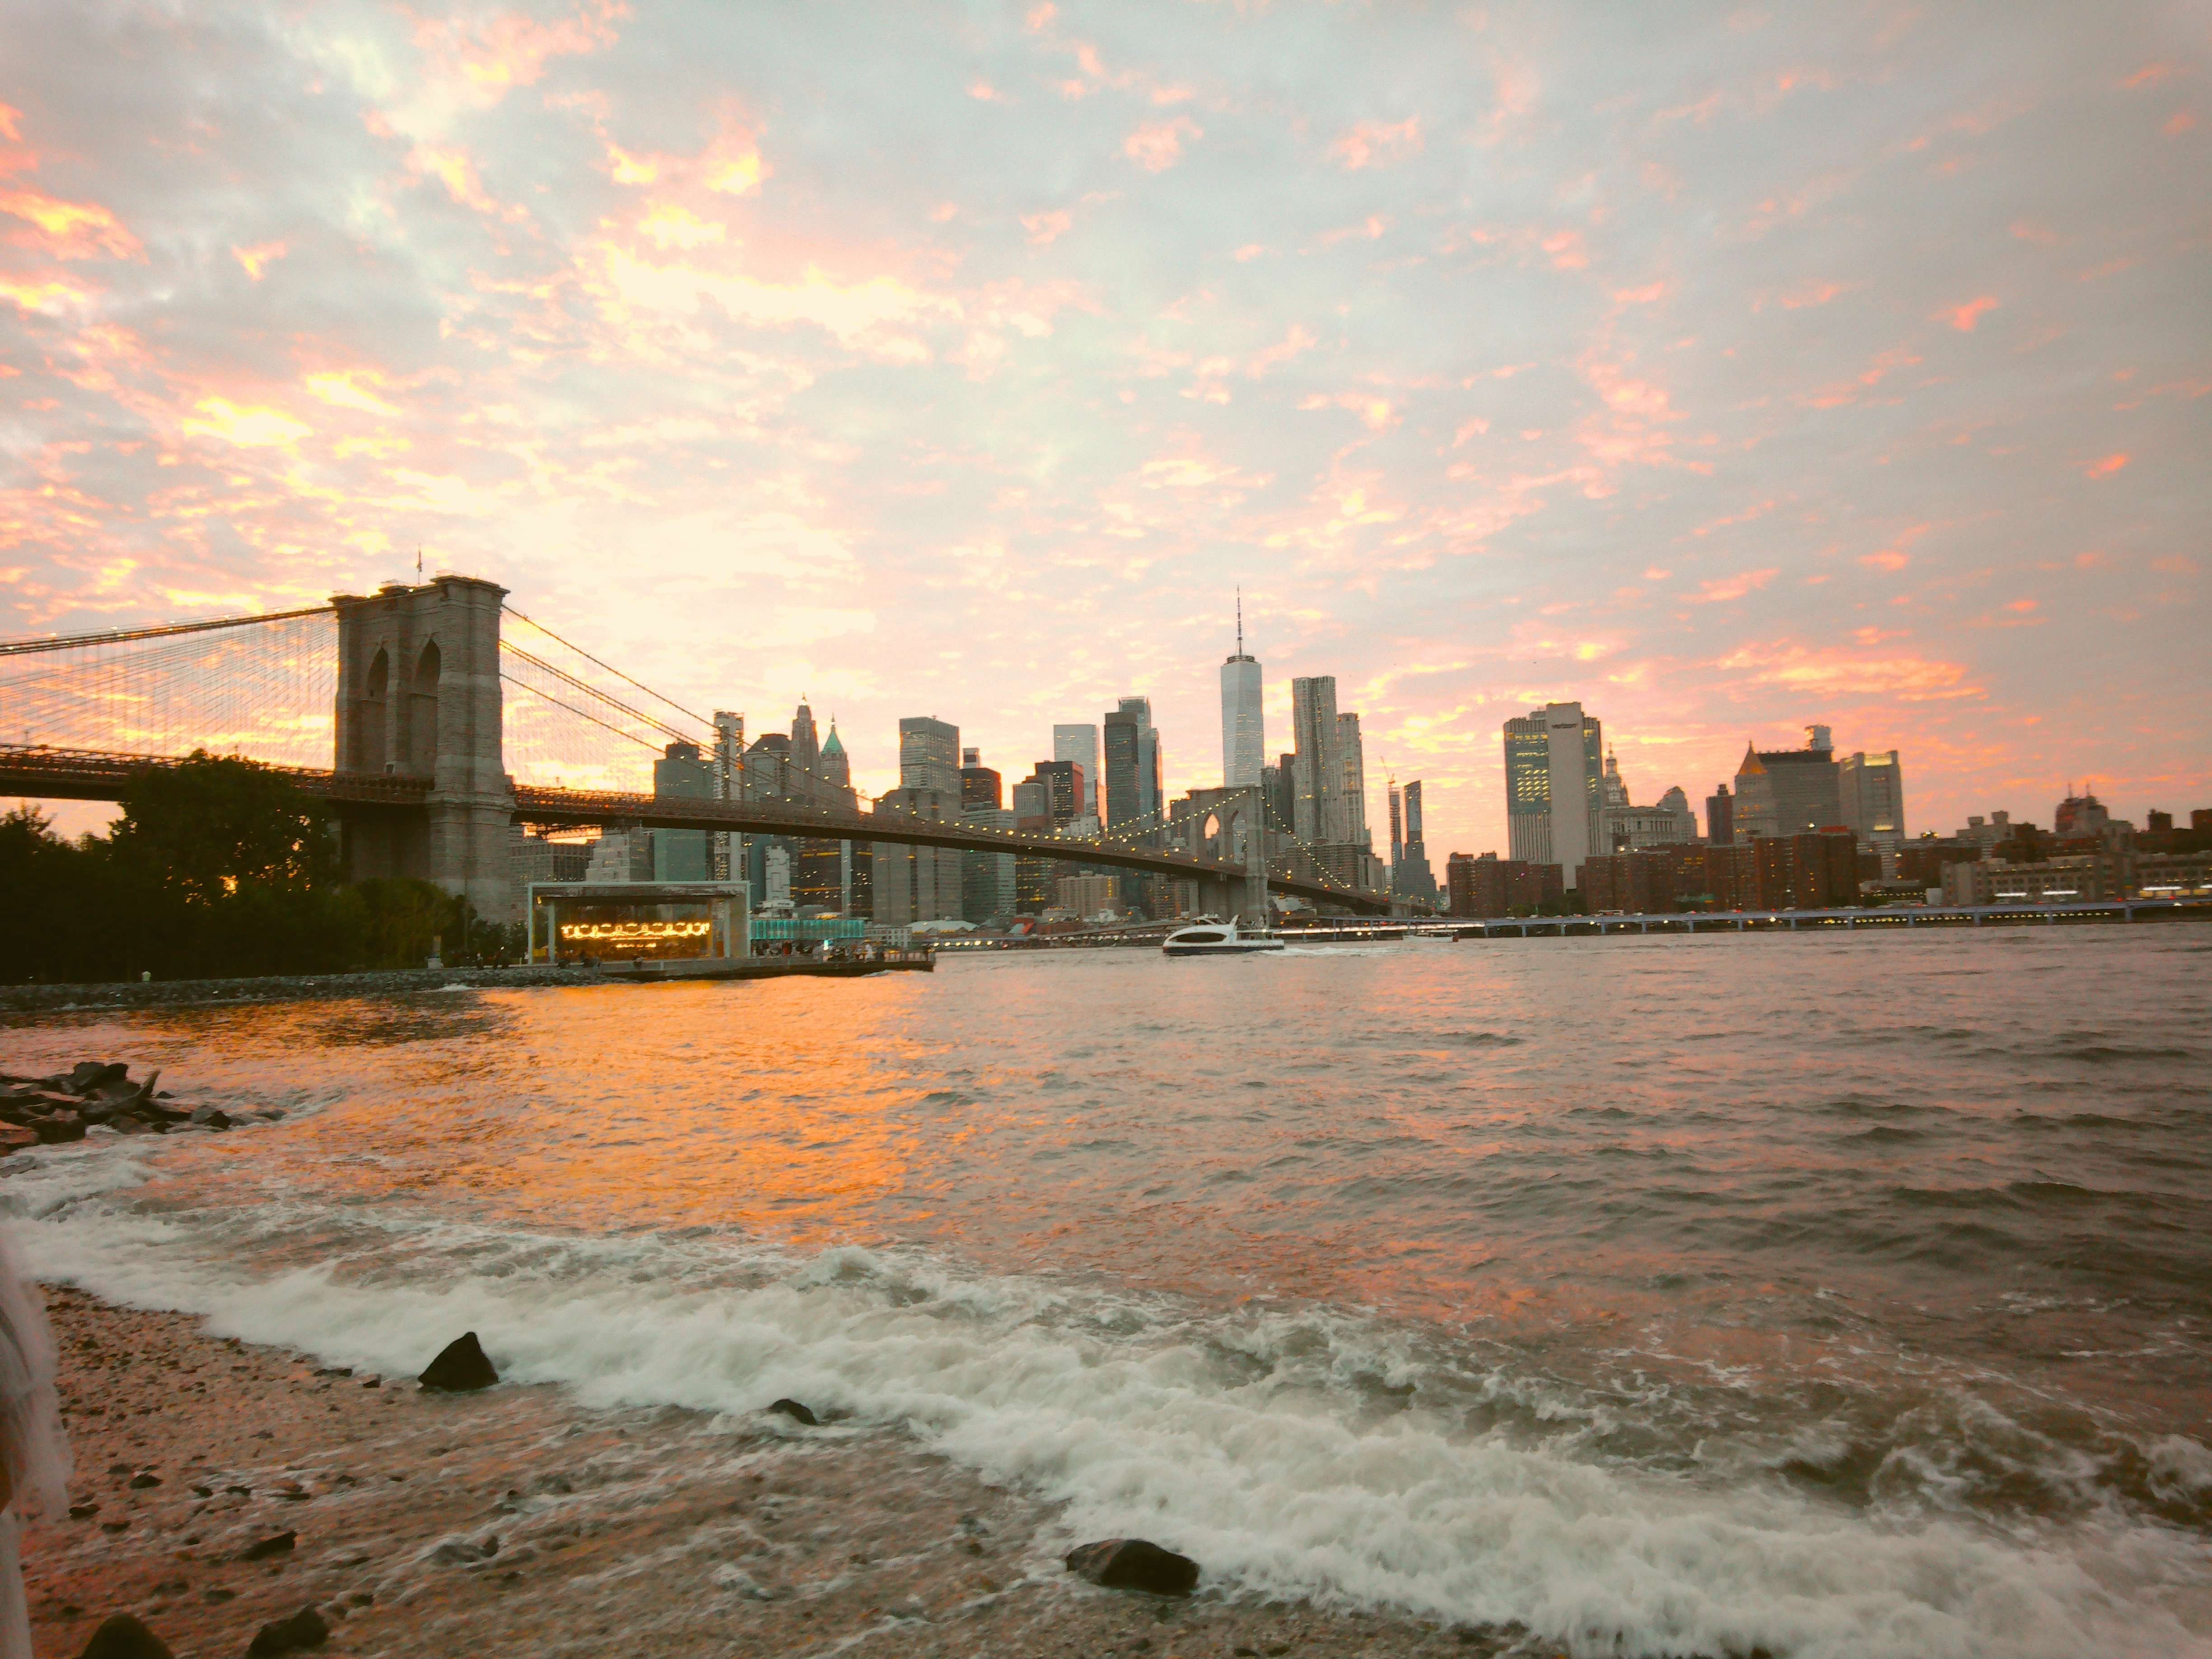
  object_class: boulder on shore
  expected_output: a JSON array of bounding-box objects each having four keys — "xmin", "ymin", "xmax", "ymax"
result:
[
  {"xmin": 67, "ymin": 1061, "xmax": 129, "ymax": 1094},
  {"xmin": 1064, "ymin": 1537, "xmax": 1201, "ymax": 1596},
  {"xmin": 246, "ymin": 1604, "xmax": 329, "ymax": 1656},
  {"xmin": 418, "ymin": 1331, "xmax": 499, "ymax": 1391},
  {"xmin": 77, "ymin": 1612, "xmax": 173, "ymax": 1659}
]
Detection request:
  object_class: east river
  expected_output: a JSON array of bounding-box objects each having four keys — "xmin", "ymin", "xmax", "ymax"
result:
[{"xmin": 6, "ymin": 927, "xmax": 2210, "ymax": 1656}]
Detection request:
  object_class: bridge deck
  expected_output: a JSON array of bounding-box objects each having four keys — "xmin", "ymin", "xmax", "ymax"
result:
[{"xmin": 0, "ymin": 745, "xmax": 1387, "ymax": 913}]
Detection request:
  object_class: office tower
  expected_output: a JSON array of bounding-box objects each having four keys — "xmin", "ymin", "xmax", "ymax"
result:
[
  {"xmin": 792, "ymin": 700, "xmax": 820, "ymax": 779},
  {"xmin": 961, "ymin": 801, "xmax": 1017, "ymax": 923},
  {"xmin": 1656, "ymin": 786, "xmax": 1696, "ymax": 839},
  {"xmin": 1734, "ymin": 727, "xmax": 1844, "ymax": 839},
  {"xmin": 1109, "ymin": 696, "xmax": 1162, "ymax": 826},
  {"xmin": 898, "ymin": 716, "xmax": 960, "ymax": 794},
  {"xmin": 1838, "ymin": 751, "xmax": 1905, "ymax": 844},
  {"xmin": 960, "ymin": 746, "xmax": 1002, "ymax": 812},
  {"xmin": 1265, "ymin": 753, "xmax": 1296, "ymax": 834},
  {"xmin": 1336, "ymin": 711, "xmax": 1368, "ymax": 846},
  {"xmin": 1219, "ymin": 600, "xmax": 1264, "ymax": 788},
  {"xmin": 1023, "ymin": 760, "xmax": 1084, "ymax": 824},
  {"xmin": 711, "ymin": 710, "xmax": 745, "ymax": 881},
  {"xmin": 1053, "ymin": 724, "xmax": 1100, "ymax": 819},
  {"xmin": 651, "ymin": 740, "xmax": 712, "ymax": 881},
  {"xmin": 1388, "ymin": 782, "xmax": 1404, "ymax": 867},
  {"xmin": 1502, "ymin": 702, "xmax": 1603, "ymax": 886},
  {"xmin": 1103, "ymin": 707, "xmax": 1142, "ymax": 830},
  {"xmin": 1706, "ymin": 782, "xmax": 1734, "ymax": 845},
  {"xmin": 1290, "ymin": 677, "xmax": 1343, "ymax": 844},
  {"xmin": 818, "ymin": 720, "xmax": 850, "ymax": 792},
  {"xmin": 1395, "ymin": 779, "xmax": 1438, "ymax": 902}
]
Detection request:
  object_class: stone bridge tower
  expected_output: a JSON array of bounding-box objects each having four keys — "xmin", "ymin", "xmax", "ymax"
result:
[{"xmin": 332, "ymin": 575, "xmax": 515, "ymax": 921}]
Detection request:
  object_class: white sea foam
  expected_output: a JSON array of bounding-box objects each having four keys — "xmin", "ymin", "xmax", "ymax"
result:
[{"xmin": 11, "ymin": 1144, "xmax": 2210, "ymax": 1659}]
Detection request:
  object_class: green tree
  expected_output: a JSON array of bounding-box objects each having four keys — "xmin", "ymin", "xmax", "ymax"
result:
[{"xmin": 107, "ymin": 751, "xmax": 338, "ymax": 903}]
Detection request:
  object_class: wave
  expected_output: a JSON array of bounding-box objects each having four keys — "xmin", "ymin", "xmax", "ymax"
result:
[{"xmin": 7, "ymin": 1140, "xmax": 2210, "ymax": 1659}]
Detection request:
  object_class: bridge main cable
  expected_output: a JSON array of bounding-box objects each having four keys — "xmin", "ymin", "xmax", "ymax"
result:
[{"xmin": 0, "ymin": 604, "xmax": 333, "ymax": 658}]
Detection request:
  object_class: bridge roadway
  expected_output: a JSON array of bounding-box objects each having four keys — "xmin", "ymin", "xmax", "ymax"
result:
[{"xmin": 0, "ymin": 745, "xmax": 1389, "ymax": 914}]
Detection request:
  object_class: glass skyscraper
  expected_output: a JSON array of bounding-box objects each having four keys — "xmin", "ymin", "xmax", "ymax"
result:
[
  {"xmin": 1502, "ymin": 702, "xmax": 1603, "ymax": 885},
  {"xmin": 1219, "ymin": 602, "xmax": 1263, "ymax": 789}
]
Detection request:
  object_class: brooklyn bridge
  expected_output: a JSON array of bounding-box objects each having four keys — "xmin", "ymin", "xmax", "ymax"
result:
[{"xmin": 0, "ymin": 574, "xmax": 1390, "ymax": 921}]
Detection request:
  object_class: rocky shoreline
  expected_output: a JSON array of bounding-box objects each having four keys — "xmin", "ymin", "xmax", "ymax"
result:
[
  {"xmin": 2, "ymin": 1061, "xmax": 281, "ymax": 1152},
  {"xmin": 7, "ymin": 1058, "xmax": 1532, "ymax": 1656},
  {"xmin": 0, "ymin": 964, "xmax": 605, "ymax": 1017},
  {"xmin": 28, "ymin": 1289, "xmax": 1526, "ymax": 1659}
]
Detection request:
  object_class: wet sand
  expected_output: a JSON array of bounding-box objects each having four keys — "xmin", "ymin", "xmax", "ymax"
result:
[{"xmin": 29, "ymin": 1286, "xmax": 1523, "ymax": 1658}]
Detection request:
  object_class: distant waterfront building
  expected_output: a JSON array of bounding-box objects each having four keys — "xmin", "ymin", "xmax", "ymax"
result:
[
  {"xmin": 1103, "ymin": 708, "xmax": 1142, "ymax": 831},
  {"xmin": 1393, "ymin": 780, "xmax": 1437, "ymax": 903},
  {"xmin": 873, "ymin": 714, "xmax": 963, "ymax": 922},
  {"xmin": 583, "ymin": 825, "xmax": 652, "ymax": 882},
  {"xmin": 1290, "ymin": 677, "xmax": 1345, "ymax": 844},
  {"xmin": 1108, "ymin": 696, "xmax": 1162, "ymax": 826},
  {"xmin": 1839, "ymin": 750, "xmax": 1906, "ymax": 845},
  {"xmin": 1446, "ymin": 851, "xmax": 1562, "ymax": 918},
  {"xmin": 961, "ymin": 803, "xmax": 1017, "ymax": 923},
  {"xmin": 1053, "ymin": 724, "xmax": 1100, "ymax": 819},
  {"xmin": 1594, "ymin": 751, "xmax": 1696, "ymax": 852},
  {"xmin": 1264, "ymin": 753, "xmax": 1296, "ymax": 836},
  {"xmin": 1503, "ymin": 702, "xmax": 1603, "ymax": 887},
  {"xmin": 1336, "ymin": 712, "xmax": 1369, "ymax": 847},
  {"xmin": 818, "ymin": 720, "xmax": 850, "ymax": 792},
  {"xmin": 1733, "ymin": 726, "xmax": 1844, "ymax": 840},
  {"xmin": 960, "ymin": 746, "xmax": 1002, "ymax": 812},
  {"xmin": 711, "ymin": 710, "xmax": 745, "ymax": 882},
  {"xmin": 1219, "ymin": 600, "xmax": 1264, "ymax": 789},
  {"xmin": 2053, "ymin": 792, "xmax": 2111, "ymax": 839},
  {"xmin": 898, "ymin": 717, "xmax": 960, "ymax": 795},
  {"xmin": 1056, "ymin": 872, "xmax": 1119, "ymax": 919},
  {"xmin": 651, "ymin": 740, "xmax": 712, "ymax": 881},
  {"xmin": 791, "ymin": 700, "xmax": 821, "ymax": 780},
  {"xmin": 1706, "ymin": 782, "xmax": 1734, "ymax": 845}
]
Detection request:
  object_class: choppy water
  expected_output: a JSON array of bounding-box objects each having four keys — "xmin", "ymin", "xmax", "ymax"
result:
[{"xmin": 7, "ymin": 928, "xmax": 2212, "ymax": 1657}]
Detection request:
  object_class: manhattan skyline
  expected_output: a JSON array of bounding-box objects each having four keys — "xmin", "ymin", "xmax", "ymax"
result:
[{"xmin": 1, "ymin": 2, "xmax": 2206, "ymax": 860}]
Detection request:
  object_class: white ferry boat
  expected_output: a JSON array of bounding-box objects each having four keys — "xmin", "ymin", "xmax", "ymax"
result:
[{"xmin": 1161, "ymin": 919, "xmax": 1285, "ymax": 957}]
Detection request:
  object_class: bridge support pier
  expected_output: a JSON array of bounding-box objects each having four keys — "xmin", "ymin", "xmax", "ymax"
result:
[{"xmin": 333, "ymin": 575, "xmax": 516, "ymax": 923}]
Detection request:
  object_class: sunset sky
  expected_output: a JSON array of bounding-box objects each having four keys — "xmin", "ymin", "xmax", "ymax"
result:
[{"xmin": 3, "ymin": 0, "xmax": 2207, "ymax": 854}]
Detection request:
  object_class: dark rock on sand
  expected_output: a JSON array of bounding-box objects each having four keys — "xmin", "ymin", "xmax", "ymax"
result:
[
  {"xmin": 69, "ymin": 1062, "xmax": 130, "ymax": 1094},
  {"xmin": 429, "ymin": 1532, "xmax": 499, "ymax": 1565},
  {"xmin": 33, "ymin": 1115, "xmax": 86, "ymax": 1143},
  {"xmin": 246, "ymin": 1604, "xmax": 329, "ymax": 1655},
  {"xmin": 239, "ymin": 1529, "xmax": 296, "ymax": 1561},
  {"xmin": 418, "ymin": 1331, "xmax": 498, "ymax": 1391},
  {"xmin": 1064, "ymin": 1538, "xmax": 1201, "ymax": 1596},
  {"xmin": 127, "ymin": 1472, "xmax": 162, "ymax": 1489},
  {"xmin": 189, "ymin": 1106, "xmax": 233, "ymax": 1129},
  {"xmin": 78, "ymin": 1612, "xmax": 174, "ymax": 1659},
  {"xmin": 0, "ymin": 1126, "xmax": 37, "ymax": 1156},
  {"xmin": 768, "ymin": 1398, "xmax": 819, "ymax": 1426}
]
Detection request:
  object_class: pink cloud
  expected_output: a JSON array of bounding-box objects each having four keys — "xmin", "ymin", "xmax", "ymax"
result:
[
  {"xmin": 1937, "ymin": 296, "xmax": 1999, "ymax": 332},
  {"xmin": 0, "ymin": 188, "xmax": 141, "ymax": 260},
  {"xmin": 1021, "ymin": 209, "xmax": 1071, "ymax": 246},
  {"xmin": 1695, "ymin": 568, "xmax": 1777, "ymax": 603},
  {"xmin": 231, "ymin": 242, "xmax": 286, "ymax": 280},
  {"xmin": 1330, "ymin": 118, "xmax": 1423, "ymax": 170},
  {"xmin": 1778, "ymin": 280, "xmax": 1842, "ymax": 309},
  {"xmin": 1125, "ymin": 117, "xmax": 1201, "ymax": 173},
  {"xmin": 2085, "ymin": 453, "xmax": 2129, "ymax": 478},
  {"xmin": 413, "ymin": 1, "xmax": 627, "ymax": 109},
  {"xmin": 1716, "ymin": 641, "xmax": 1981, "ymax": 701}
]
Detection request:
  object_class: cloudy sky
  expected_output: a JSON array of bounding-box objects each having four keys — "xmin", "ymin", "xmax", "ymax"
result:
[{"xmin": 3, "ymin": 0, "xmax": 2207, "ymax": 854}]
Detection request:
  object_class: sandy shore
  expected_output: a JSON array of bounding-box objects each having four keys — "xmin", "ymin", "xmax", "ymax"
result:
[{"xmin": 28, "ymin": 1285, "xmax": 1526, "ymax": 1659}]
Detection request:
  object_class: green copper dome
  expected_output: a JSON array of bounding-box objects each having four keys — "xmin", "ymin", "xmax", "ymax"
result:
[{"xmin": 821, "ymin": 722, "xmax": 845, "ymax": 756}]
